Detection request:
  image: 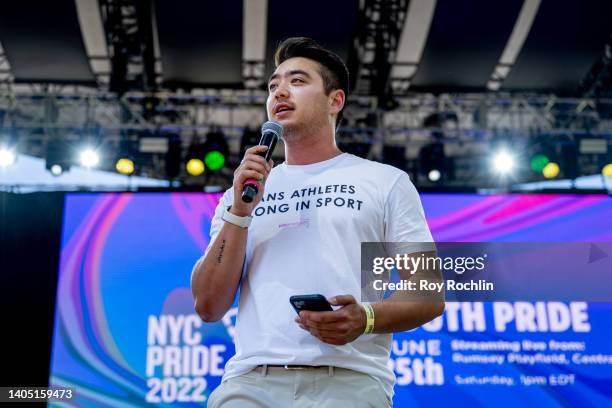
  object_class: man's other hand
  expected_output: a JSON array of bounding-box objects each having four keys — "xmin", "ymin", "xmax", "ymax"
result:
[{"xmin": 295, "ymin": 295, "xmax": 367, "ymax": 345}]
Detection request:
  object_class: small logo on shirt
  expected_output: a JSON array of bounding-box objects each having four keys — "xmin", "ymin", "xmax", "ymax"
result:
[{"xmin": 279, "ymin": 218, "xmax": 310, "ymax": 229}]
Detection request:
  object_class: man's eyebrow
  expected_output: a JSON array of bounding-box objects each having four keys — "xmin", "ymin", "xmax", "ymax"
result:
[{"xmin": 268, "ymin": 69, "xmax": 312, "ymax": 84}]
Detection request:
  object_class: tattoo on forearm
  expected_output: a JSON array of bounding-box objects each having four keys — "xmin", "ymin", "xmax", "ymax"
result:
[{"xmin": 217, "ymin": 239, "xmax": 226, "ymax": 264}]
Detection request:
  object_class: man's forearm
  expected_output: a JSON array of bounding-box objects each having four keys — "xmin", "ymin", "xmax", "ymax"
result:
[
  {"xmin": 371, "ymin": 299, "xmax": 444, "ymax": 333},
  {"xmin": 190, "ymin": 221, "xmax": 248, "ymax": 322},
  {"xmin": 369, "ymin": 250, "xmax": 444, "ymax": 333}
]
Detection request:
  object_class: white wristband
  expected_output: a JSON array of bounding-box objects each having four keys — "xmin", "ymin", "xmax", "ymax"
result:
[{"xmin": 222, "ymin": 207, "xmax": 252, "ymax": 228}]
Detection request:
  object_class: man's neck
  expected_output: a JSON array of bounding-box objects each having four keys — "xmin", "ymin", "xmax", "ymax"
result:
[{"xmin": 284, "ymin": 132, "xmax": 343, "ymax": 165}]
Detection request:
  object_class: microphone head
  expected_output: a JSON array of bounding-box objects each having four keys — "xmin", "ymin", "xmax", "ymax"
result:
[{"xmin": 261, "ymin": 121, "xmax": 283, "ymax": 139}]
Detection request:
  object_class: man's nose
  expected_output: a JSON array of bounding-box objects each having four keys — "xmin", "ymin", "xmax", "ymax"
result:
[{"xmin": 272, "ymin": 82, "xmax": 289, "ymax": 99}]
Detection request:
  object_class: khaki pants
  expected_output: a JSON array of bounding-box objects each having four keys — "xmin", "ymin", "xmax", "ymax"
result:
[{"xmin": 207, "ymin": 365, "xmax": 392, "ymax": 407}]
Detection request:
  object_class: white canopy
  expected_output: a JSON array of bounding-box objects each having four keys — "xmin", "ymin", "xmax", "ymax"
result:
[{"xmin": 0, "ymin": 154, "xmax": 170, "ymax": 192}]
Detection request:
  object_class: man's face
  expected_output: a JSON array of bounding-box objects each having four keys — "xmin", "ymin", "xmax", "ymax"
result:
[{"xmin": 266, "ymin": 57, "xmax": 332, "ymax": 138}]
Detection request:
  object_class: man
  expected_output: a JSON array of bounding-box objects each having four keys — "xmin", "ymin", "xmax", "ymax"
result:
[{"xmin": 191, "ymin": 37, "xmax": 444, "ymax": 407}]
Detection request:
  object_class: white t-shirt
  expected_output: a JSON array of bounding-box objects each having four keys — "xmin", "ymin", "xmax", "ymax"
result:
[{"xmin": 205, "ymin": 153, "xmax": 433, "ymax": 398}]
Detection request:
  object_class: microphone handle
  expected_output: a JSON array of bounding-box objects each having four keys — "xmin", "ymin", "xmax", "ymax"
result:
[{"xmin": 241, "ymin": 132, "xmax": 278, "ymax": 203}]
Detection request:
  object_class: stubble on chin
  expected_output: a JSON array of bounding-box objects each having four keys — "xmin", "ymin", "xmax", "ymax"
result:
[
  {"xmin": 280, "ymin": 122, "xmax": 303, "ymax": 143},
  {"xmin": 280, "ymin": 114, "xmax": 327, "ymax": 145}
]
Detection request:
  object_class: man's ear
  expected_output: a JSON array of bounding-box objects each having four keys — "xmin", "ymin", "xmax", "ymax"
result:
[{"xmin": 329, "ymin": 89, "xmax": 345, "ymax": 115}]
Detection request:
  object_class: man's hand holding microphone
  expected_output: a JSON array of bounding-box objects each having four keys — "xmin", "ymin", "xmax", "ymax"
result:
[
  {"xmin": 230, "ymin": 145, "xmax": 274, "ymax": 216},
  {"xmin": 230, "ymin": 120, "xmax": 282, "ymax": 217}
]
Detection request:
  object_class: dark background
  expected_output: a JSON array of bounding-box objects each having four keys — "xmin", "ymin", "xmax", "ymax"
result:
[{"xmin": 0, "ymin": 193, "xmax": 64, "ymax": 387}]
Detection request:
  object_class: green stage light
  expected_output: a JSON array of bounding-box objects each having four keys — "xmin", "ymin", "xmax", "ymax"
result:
[
  {"xmin": 530, "ymin": 154, "xmax": 549, "ymax": 172},
  {"xmin": 204, "ymin": 150, "xmax": 225, "ymax": 171},
  {"xmin": 201, "ymin": 130, "xmax": 229, "ymax": 172}
]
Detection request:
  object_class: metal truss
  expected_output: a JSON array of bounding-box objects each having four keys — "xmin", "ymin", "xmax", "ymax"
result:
[
  {"xmin": 580, "ymin": 34, "xmax": 612, "ymax": 98},
  {"xmin": 350, "ymin": 0, "xmax": 408, "ymax": 104},
  {"xmin": 98, "ymin": 0, "xmax": 158, "ymax": 95},
  {"xmin": 2, "ymin": 87, "xmax": 612, "ymax": 138},
  {"xmin": 2, "ymin": 86, "xmax": 611, "ymax": 186},
  {"xmin": 0, "ymin": 42, "xmax": 14, "ymax": 85}
]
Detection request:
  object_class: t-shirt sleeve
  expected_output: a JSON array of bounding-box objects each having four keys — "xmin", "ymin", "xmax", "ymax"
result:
[{"xmin": 383, "ymin": 172, "xmax": 435, "ymax": 254}]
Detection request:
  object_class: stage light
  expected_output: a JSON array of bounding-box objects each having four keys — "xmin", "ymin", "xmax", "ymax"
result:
[
  {"xmin": 46, "ymin": 139, "xmax": 72, "ymax": 176},
  {"xmin": 186, "ymin": 158, "xmax": 205, "ymax": 176},
  {"xmin": 530, "ymin": 154, "xmax": 549, "ymax": 173},
  {"xmin": 603, "ymin": 163, "xmax": 612, "ymax": 178},
  {"xmin": 0, "ymin": 146, "xmax": 16, "ymax": 167},
  {"xmin": 185, "ymin": 141, "xmax": 206, "ymax": 177},
  {"xmin": 50, "ymin": 164, "xmax": 64, "ymax": 176},
  {"xmin": 428, "ymin": 169, "xmax": 441, "ymax": 182},
  {"xmin": 204, "ymin": 151, "xmax": 225, "ymax": 171},
  {"xmin": 116, "ymin": 158, "xmax": 135, "ymax": 175},
  {"xmin": 542, "ymin": 162, "xmax": 560, "ymax": 179},
  {"xmin": 492, "ymin": 150, "xmax": 515, "ymax": 174},
  {"xmin": 202, "ymin": 130, "xmax": 229, "ymax": 172},
  {"xmin": 418, "ymin": 141, "xmax": 446, "ymax": 182},
  {"xmin": 79, "ymin": 148, "xmax": 100, "ymax": 168}
]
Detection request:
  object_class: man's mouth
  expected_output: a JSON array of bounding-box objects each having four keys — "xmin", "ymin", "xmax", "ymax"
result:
[{"xmin": 275, "ymin": 104, "xmax": 294, "ymax": 115}]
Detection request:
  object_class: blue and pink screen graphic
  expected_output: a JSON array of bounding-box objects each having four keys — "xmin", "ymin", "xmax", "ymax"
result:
[{"xmin": 49, "ymin": 192, "xmax": 612, "ymax": 406}]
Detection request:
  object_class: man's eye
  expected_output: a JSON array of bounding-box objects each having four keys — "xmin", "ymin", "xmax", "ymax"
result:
[
  {"xmin": 292, "ymin": 78, "xmax": 304, "ymax": 83},
  {"xmin": 269, "ymin": 84, "xmax": 277, "ymax": 91}
]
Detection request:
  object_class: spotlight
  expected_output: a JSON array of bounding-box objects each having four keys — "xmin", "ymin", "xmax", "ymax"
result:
[
  {"xmin": 419, "ymin": 141, "xmax": 446, "ymax": 182},
  {"xmin": 185, "ymin": 141, "xmax": 206, "ymax": 176},
  {"xmin": 492, "ymin": 150, "xmax": 515, "ymax": 174},
  {"xmin": 0, "ymin": 146, "xmax": 16, "ymax": 167},
  {"xmin": 46, "ymin": 139, "xmax": 72, "ymax": 176},
  {"xmin": 542, "ymin": 162, "xmax": 560, "ymax": 179},
  {"xmin": 530, "ymin": 154, "xmax": 550, "ymax": 173},
  {"xmin": 428, "ymin": 169, "xmax": 441, "ymax": 182},
  {"xmin": 202, "ymin": 130, "xmax": 229, "ymax": 172},
  {"xmin": 116, "ymin": 158, "xmax": 135, "ymax": 175},
  {"xmin": 79, "ymin": 148, "xmax": 100, "ymax": 168},
  {"xmin": 50, "ymin": 164, "xmax": 64, "ymax": 176},
  {"xmin": 602, "ymin": 163, "xmax": 612, "ymax": 178},
  {"xmin": 186, "ymin": 158, "xmax": 205, "ymax": 176},
  {"xmin": 116, "ymin": 136, "xmax": 141, "ymax": 176},
  {"xmin": 204, "ymin": 151, "xmax": 225, "ymax": 172}
]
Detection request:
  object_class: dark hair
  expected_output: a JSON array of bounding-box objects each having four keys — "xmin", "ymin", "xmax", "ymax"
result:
[{"xmin": 273, "ymin": 37, "xmax": 349, "ymax": 129}]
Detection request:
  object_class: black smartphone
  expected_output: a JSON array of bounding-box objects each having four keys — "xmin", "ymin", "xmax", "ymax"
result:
[{"xmin": 289, "ymin": 294, "xmax": 333, "ymax": 314}]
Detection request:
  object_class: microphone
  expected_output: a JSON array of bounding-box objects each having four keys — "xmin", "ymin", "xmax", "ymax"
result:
[{"xmin": 241, "ymin": 121, "xmax": 283, "ymax": 203}]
